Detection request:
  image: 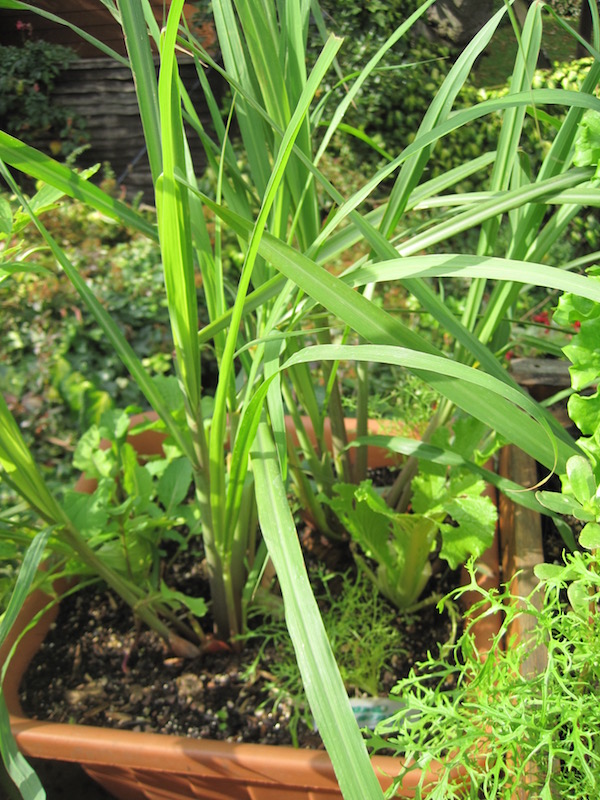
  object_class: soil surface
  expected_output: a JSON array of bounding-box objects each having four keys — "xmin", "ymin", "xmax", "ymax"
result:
[{"xmin": 20, "ymin": 530, "xmax": 462, "ymax": 749}]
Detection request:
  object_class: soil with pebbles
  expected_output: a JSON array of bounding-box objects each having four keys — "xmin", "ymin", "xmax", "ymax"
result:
[{"xmin": 20, "ymin": 529, "xmax": 462, "ymax": 750}]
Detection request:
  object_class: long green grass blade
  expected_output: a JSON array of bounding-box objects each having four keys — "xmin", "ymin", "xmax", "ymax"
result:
[
  {"xmin": 460, "ymin": 0, "xmax": 542, "ymax": 350},
  {"xmin": 211, "ymin": 0, "xmax": 273, "ymax": 197},
  {"xmin": 0, "ymin": 394, "xmax": 66, "ymax": 525},
  {"xmin": 0, "ymin": 701, "xmax": 45, "ymax": 800},
  {"xmin": 508, "ymin": 59, "xmax": 600, "ymax": 259},
  {"xmin": 118, "ymin": 0, "xmax": 162, "ymax": 182},
  {"xmin": 397, "ymin": 169, "xmax": 594, "ymax": 258},
  {"xmin": 156, "ymin": 0, "xmax": 202, "ymax": 421},
  {"xmin": 380, "ymin": 2, "xmax": 508, "ymax": 237},
  {"xmin": 0, "ymin": 533, "xmax": 51, "ymax": 649},
  {"xmin": 251, "ymin": 421, "xmax": 385, "ymax": 800},
  {"xmin": 225, "ymin": 380, "xmax": 273, "ymax": 534},
  {"xmin": 283, "ymin": 343, "xmax": 549, "ymax": 432},
  {"xmin": 0, "ymin": 135, "xmax": 156, "ymax": 239},
  {"xmin": 209, "ymin": 32, "xmax": 342, "ymax": 539},
  {"xmin": 0, "ymin": 529, "xmax": 51, "ymax": 800},
  {"xmin": 282, "ymin": 341, "xmax": 569, "ymax": 470},
  {"xmin": 315, "ymin": 152, "xmax": 497, "ymax": 265},
  {"xmin": 347, "ymin": 254, "xmax": 600, "ymax": 301}
]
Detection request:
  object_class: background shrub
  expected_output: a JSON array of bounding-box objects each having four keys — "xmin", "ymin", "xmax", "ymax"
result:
[
  {"xmin": 0, "ymin": 39, "xmax": 88, "ymax": 156},
  {"xmin": 547, "ymin": 0, "xmax": 581, "ymax": 17},
  {"xmin": 314, "ymin": 2, "xmax": 591, "ymax": 197},
  {"xmin": 1, "ymin": 198, "xmax": 186, "ymax": 481}
]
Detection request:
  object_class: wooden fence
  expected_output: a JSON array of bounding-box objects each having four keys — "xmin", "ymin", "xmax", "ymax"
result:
[{"xmin": 48, "ymin": 56, "xmax": 220, "ymax": 203}]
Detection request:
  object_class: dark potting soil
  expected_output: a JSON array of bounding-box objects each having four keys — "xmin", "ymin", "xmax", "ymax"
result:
[{"xmin": 19, "ymin": 531, "xmax": 462, "ymax": 750}]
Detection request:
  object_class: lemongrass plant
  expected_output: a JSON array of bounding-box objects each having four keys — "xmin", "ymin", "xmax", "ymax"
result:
[
  {"xmin": 197, "ymin": 0, "xmax": 600, "ymax": 602},
  {"xmin": 3, "ymin": 1, "xmax": 600, "ymax": 799},
  {"xmin": 276, "ymin": 0, "xmax": 600, "ymax": 519}
]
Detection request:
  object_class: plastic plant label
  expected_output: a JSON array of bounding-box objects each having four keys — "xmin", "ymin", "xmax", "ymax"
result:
[{"xmin": 349, "ymin": 698, "xmax": 405, "ymax": 729}]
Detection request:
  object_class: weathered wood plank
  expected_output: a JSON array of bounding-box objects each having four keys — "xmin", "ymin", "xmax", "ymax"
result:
[
  {"xmin": 499, "ymin": 445, "xmax": 546, "ymax": 678},
  {"xmin": 42, "ymin": 57, "xmax": 220, "ymax": 202}
]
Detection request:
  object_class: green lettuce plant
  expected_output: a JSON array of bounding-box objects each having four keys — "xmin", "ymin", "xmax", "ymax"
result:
[
  {"xmin": 3, "ymin": 1, "xmax": 600, "ymax": 799},
  {"xmin": 320, "ymin": 451, "xmax": 497, "ymax": 610}
]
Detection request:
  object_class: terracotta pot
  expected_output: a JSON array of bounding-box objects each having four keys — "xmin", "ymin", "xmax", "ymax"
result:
[
  {"xmin": 2, "ymin": 422, "xmax": 505, "ymax": 800},
  {"xmin": 284, "ymin": 415, "xmax": 411, "ymax": 470}
]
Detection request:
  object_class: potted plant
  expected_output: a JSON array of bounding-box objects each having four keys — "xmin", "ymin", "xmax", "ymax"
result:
[
  {"xmin": 1, "ymin": 0, "xmax": 600, "ymax": 798},
  {"xmin": 0, "ymin": 407, "xmax": 504, "ymax": 800}
]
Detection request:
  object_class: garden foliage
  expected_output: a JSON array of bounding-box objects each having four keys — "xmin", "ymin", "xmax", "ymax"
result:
[
  {"xmin": 370, "ymin": 540, "xmax": 600, "ymax": 799},
  {"xmin": 0, "ymin": 39, "xmax": 88, "ymax": 156},
  {"xmin": 2, "ymin": 1, "xmax": 600, "ymax": 799}
]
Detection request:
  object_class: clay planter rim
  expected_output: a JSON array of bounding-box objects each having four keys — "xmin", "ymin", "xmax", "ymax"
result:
[
  {"xmin": 72, "ymin": 412, "xmax": 407, "ymax": 495},
  {"xmin": 2, "ymin": 420, "xmax": 506, "ymax": 800}
]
